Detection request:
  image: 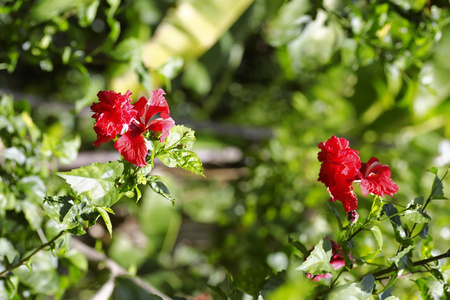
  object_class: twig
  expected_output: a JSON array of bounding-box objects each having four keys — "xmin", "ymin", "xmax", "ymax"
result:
[
  {"xmin": 0, "ymin": 231, "xmax": 65, "ymax": 277},
  {"xmin": 70, "ymin": 238, "xmax": 171, "ymax": 300},
  {"xmin": 371, "ymin": 248, "xmax": 450, "ymax": 279}
]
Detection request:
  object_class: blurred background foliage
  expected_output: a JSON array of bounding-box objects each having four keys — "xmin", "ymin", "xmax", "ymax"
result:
[{"xmin": 1, "ymin": 0, "xmax": 450, "ymax": 298}]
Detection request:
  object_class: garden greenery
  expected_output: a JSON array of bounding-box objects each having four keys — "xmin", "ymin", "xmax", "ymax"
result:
[{"xmin": 1, "ymin": 0, "xmax": 450, "ymax": 299}]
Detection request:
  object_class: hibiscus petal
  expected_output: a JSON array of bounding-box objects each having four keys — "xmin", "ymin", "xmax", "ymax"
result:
[
  {"xmin": 91, "ymin": 90, "xmax": 136, "ymax": 147},
  {"xmin": 318, "ymin": 136, "xmax": 362, "ymax": 212},
  {"xmin": 328, "ymin": 183, "xmax": 358, "ymax": 212},
  {"xmin": 114, "ymin": 126, "xmax": 148, "ymax": 167},
  {"xmin": 148, "ymin": 117, "xmax": 176, "ymax": 142},
  {"xmin": 133, "ymin": 89, "xmax": 171, "ymax": 126},
  {"xmin": 360, "ymin": 157, "xmax": 398, "ymax": 197}
]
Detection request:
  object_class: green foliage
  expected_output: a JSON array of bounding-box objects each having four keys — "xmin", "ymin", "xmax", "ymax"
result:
[
  {"xmin": 58, "ymin": 161, "xmax": 124, "ymax": 207},
  {"xmin": 296, "ymin": 239, "xmax": 335, "ymax": 277},
  {"xmin": 155, "ymin": 125, "xmax": 205, "ymax": 176},
  {"xmin": 2, "ymin": 0, "xmax": 450, "ymax": 298},
  {"xmin": 0, "ymin": 91, "xmax": 204, "ymax": 297}
]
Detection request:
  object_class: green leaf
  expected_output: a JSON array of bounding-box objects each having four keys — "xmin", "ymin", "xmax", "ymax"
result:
[
  {"xmin": 378, "ymin": 274, "xmax": 397, "ymax": 295},
  {"xmin": 3, "ymin": 275, "xmax": 18, "ymax": 296},
  {"xmin": 57, "ymin": 161, "xmax": 124, "ymax": 207},
  {"xmin": 360, "ymin": 274, "xmax": 375, "ymax": 293},
  {"xmin": 403, "ymin": 210, "xmax": 432, "ymax": 223},
  {"xmin": 383, "ymin": 203, "xmax": 409, "ymax": 244},
  {"xmin": 430, "ymin": 268, "xmax": 445, "ymax": 282},
  {"xmin": 403, "ymin": 197, "xmax": 432, "ymax": 223},
  {"xmin": 288, "ymin": 237, "xmax": 310, "ymax": 258},
  {"xmin": 158, "ymin": 56, "xmax": 184, "ymax": 81},
  {"xmin": 368, "ymin": 195, "xmax": 384, "ymax": 220},
  {"xmin": 96, "ymin": 207, "xmax": 113, "ymax": 237},
  {"xmin": 43, "ymin": 196, "xmax": 96, "ymax": 233},
  {"xmin": 327, "ymin": 281, "xmax": 372, "ymax": 300},
  {"xmin": 20, "ymin": 200, "xmax": 43, "ymax": 230},
  {"xmin": 420, "ymin": 235, "xmax": 433, "ymax": 259},
  {"xmin": 0, "ymin": 238, "xmax": 20, "ymax": 267},
  {"xmin": 3, "ymin": 147, "xmax": 26, "ymax": 165},
  {"xmin": 157, "ymin": 149, "xmax": 204, "ymax": 176},
  {"xmin": 296, "ymin": 239, "xmax": 335, "ymax": 276},
  {"xmin": 57, "ymin": 135, "xmax": 81, "ymax": 165},
  {"xmin": 419, "ymin": 223, "xmax": 429, "ymax": 239},
  {"xmin": 109, "ymin": 38, "xmax": 142, "ymax": 61},
  {"xmin": 162, "ymin": 125, "xmax": 197, "ymax": 150},
  {"xmin": 28, "ymin": 0, "xmax": 87, "ymax": 23},
  {"xmin": 63, "ymin": 249, "xmax": 88, "ymax": 272},
  {"xmin": 341, "ymin": 241, "xmax": 353, "ymax": 269},
  {"xmin": 14, "ymin": 251, "xmax": 59, "ymax": 295},
  {"xmin": 146, "ymin": 176, "xmax": 175, "ymax": 205},
  {"xmin": 207, "ymin": 285, "xmax": 228, "ymax": 300},
  {"xmin": 370, "ymin": 225, "xmax": 383, "ymax": 251},
  {"xmin": 383, "ymin": 203, "xmax": 402, "ymax": 227},
  {"xmin": 234, "ymin": 266, "xmax": 273, "ymax": 298},
  {"xmin": 388, "ymin": 245, "xmax": 415, "ymax": 268},
  {"xmin": 429, "ymin": 168, "xmax": 446, "ymax": 200},
  {"xmin": 77, "ymin": 0, "xmax": 100, "ymax": 27},
  {"xmin": 156, "ymin": 126, "xmax": 204, "ymax": 176},
  {"xmin": 416, "ymin": 278, "xmax": 433, "ymax": 300},
  {"xmin": 262, "ymin": 271, "xmax": 286, "ymax": 298},
  {"xmin": 17, "ymin": 175, "xmax": 46, "ymax": 199}
]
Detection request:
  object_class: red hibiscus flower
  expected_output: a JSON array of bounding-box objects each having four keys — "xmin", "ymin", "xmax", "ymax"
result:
[
  {"xmin": 91, "ymin": 90, "xmax": 137, "ymax": 147},
  {"xmin": 317, "ymin": 136, "xmax": 398, "ymax": 214},
  {"xmin": 308, "ymin": 239, "xmax": 347, "ymax": 281},
  {"xmin": 114, "ymin": 89, "xmax": 175, "ymax": 167},
  {"xmin": 359, "ymin": 157, "xmax": 398, "ymax": 198},
  {"xmin": 318, "ymin": 136, "xmax": 361, "ymax": 212}
]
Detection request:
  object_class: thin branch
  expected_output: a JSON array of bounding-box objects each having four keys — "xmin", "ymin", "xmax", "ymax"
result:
[
  {"xmin": 371, "ymin": 248, "xmax": 450, "ymax": 279},
  {"xmin": 70, "ymin": 238, "xmax": 171, "ymax": 300},
  {"xmin": 0, "ymin": 231, "xmax": 65, "ymax": 277}
]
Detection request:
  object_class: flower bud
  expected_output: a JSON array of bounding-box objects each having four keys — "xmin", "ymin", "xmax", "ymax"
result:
[{"xmin": 347, "ymin": 210, "xmax": 359, "ymax": 223}]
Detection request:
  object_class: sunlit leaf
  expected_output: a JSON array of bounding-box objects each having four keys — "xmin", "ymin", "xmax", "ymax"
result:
[
  {"xmin": 327, "ymin": 281, "xmax": 372, "ymax": 300},
  {"xmin": 0, "ymin": 238, "xmax": 20, "ymax": 268},
  {"xmin": 403, "ymin": 197, "xmax": 432, "ymax": 223},
  {"xmin": 77, "ymin": 0, "xmax": 100, "ymax": 27},
  {"xmin": 3, "ymin": 147, "xmax": 26, "ymax": 165},
  {"xmin": 368, "ymin": 195, "xmax": 384, "ymax": 220},
  {"xmin": 57, "ymin": 161, "xmax": 124, "ymax": 207},
  {"xmin": 296, "ymin": 239, "xmax": 335, "ymax": 276},
  {"xmin": 157, "ymin": 149, "xmax": 204, "ymax": 176},
  {"xmin": 14, "ymin": 251, "xmax": 59, "ymax": 295},
  {"xmin": 420, "ymin": 235, "xmax": 433, "ymax": 259},
  {"xmin": 43, "ymin": 196, "xmax": 101, "ymax": 234},
  {"xmin": 146, "ymin": 176, "xmax": 175, "ymax": 205},
  {"xmin": 370, "ymin": 225, "xmax": 383, "ymax": 251},
  {"xmin": 416, "ymin": 278, "xmax": 433, "ymax": 300},
  {"xmin": 388, "ymin": 245, "xmax": 415, "ymax": 268},
  {"xmin": 96, "ymin": 207, "xmax": 113, "ymax": 237}
]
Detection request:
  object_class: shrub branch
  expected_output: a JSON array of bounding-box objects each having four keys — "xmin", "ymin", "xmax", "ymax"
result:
[
  {"xmin": 0, "ymin": 231, "xmax": 65, "ymax": 277},
  {"xmin": 371, "ymin": 248, "xmax": 450, "ymax": 279}
]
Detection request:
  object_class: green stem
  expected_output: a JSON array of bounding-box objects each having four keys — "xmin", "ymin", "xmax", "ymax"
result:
[
  {"xmin": 0, "ymin": 231, "xmax": 65, "ymax": 277},
  {"xmin": 408, "ymin": 167, "xmax": 449, "ymax": 239}
]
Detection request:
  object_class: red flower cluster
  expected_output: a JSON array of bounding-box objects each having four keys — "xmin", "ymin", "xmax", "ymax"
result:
[
  {"xmin": 307, "ymin": 239, "xmax": 346, "ymax": 281},
  {"xmin": 318, "ymin": 136, "xmax": 398, "ymax": 213},
  {"xmin": 91, "ymin": 89, "xmax": 175, "ymax": 167}
]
